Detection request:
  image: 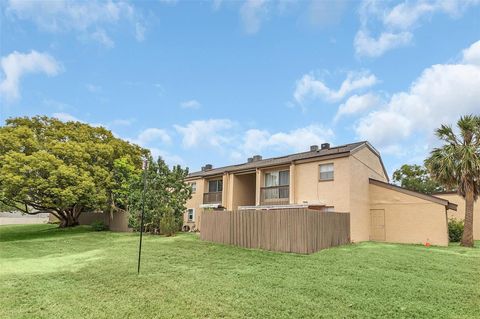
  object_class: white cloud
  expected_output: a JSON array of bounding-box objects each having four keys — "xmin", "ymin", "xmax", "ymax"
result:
[
  {"xmin": 354, "ymin": 30, "xmax": 412, "ymax": 58},
  {"xmin": 180, "ymin": 99, "xmax": 201, "ymax": 109},
  {"xmin": 91, "ymin": 29, "xmax": 115, "ymax": 48},
  {"xmin": 51, "ymin": 112, "xmax": 103, "ymax": 127},
  {"xmin": 462, "ymin": 40, "xmax": 480, "ymax": 65},
  {"xmin": 383, "ymin": 1, "xmax": 437, "ymax": 30},
  {"xmin": 242, "ymin": 125, "xmax": 334, "ymax": 155},
  {"xmin": 355, "ymin": 40, "xmax": 480, "ymax": 154},
  {"xmin": 52, "ymin": 112, "xmax": 81, "ymax": 122},
  {"xmin": 149, "ymin": 148, "xmax": 185, "ymax": 167},
  {"xmin": 355, "ymin": 0, "xmax": 480, "ymax": 57},
  {"xmin": 135, "ymin": 128, "xmax": 171, "ymax": 145},
  {"xmin": 240, "ymin": 0, "xmax": 268, "ymax": 34},
  {"xmin": 175, "ymin": 119, "xmax": 235, "ymax": 148},
  {"xmin": 294, "ymin": 71, "xmax": 377, "ymax": 104},
  {"xmin": 334, "ymin": 93, "xmax": 382, "ymax": 122},
  {"xmin": 6, "ymin": 0, "xmax": 145, "ymax": 44},
  {"xmin": 135, "ymin": 22, "xmax": 146, "ymax": 42},
  {"xmin": 383, "ymin": 0, "xmax": 479, "ymax": 30},
  {"xmin": 0, "ymin": 50, "xmax": 61, "ymax": 102}
]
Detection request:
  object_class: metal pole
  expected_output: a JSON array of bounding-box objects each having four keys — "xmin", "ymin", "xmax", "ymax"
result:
[{"xmin": 137, "ymin": 159, "xmax": 148, "ymax": 274}]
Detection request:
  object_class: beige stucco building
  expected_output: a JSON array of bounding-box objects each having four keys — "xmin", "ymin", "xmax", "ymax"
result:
[
  {"xmin": 184, "ymin": 141, "xmax": 458, "ymax": 246},
  {"xmin": 435, "ymin": 192, "xmax": 480, "ymax": 240}
]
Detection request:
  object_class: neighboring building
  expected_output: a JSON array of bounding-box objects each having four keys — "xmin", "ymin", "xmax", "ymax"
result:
[
  {"xmin": 184, "ymin": 141, "xmax": 457, "ymax": 246},
  {"xmin": 435, "ymin": 192, "xmax": 480, "ymax": 240}
]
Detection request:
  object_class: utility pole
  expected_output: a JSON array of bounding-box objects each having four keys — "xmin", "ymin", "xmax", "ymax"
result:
[{"xmin": 137, "ymin": 158, "xmax": 148, "ymax": 274}]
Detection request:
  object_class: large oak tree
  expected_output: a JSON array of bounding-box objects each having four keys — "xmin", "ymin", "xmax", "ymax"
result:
[{"xmin": 0, "ymin": 116, "xmax": 146, "ymax": 227}]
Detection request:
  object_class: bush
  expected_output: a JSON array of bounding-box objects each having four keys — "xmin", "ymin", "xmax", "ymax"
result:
[
  {"xmin": 160, "ymin": 209, "xmax": 177, "ymax": 237},
  {"xmin": 448, "ymin": 218, "xmax": 463, "ymax": 242},
  {"xmin": 91, "ymin": 220, "xmax": 108, "ymax": 231}
]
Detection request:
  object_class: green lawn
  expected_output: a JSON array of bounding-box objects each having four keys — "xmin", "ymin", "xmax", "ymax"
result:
[{"xmin": 1, "ymin": 225, "xmax": 479, "ymax": 319}]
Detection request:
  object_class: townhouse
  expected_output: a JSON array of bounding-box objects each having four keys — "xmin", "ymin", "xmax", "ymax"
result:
[{"xmin": 184, "ymin": 141, "xmax": 458, "ymax": 246}]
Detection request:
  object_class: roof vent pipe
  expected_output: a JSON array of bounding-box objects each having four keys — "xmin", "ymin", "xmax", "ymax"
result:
[
  {"xmin": 310, "ymin": 145, "xmax": 319, "ymax": 152},
  {"xmin": 321, "ymin": 143, "xmax": 330, "ymax": 150}
]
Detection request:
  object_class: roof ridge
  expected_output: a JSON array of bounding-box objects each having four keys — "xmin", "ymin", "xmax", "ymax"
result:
[{"xmin": 187, "ymin": 141, "xmax": 367, "ymax": 178}]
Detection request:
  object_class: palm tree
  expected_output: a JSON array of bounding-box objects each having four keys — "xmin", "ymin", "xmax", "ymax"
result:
[{"xmin": 425, "ymin": 115, "xmax": 480, "ymax": 247}]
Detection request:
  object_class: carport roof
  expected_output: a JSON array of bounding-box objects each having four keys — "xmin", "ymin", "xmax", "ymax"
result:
[{"xmin": 369, "ymin": 179, "xmax": 458, "ymax": 211}]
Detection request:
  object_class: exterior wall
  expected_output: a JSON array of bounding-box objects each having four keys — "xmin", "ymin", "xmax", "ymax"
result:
[
  {"xmin": 231, "ymin": 173, "xmax": 256, "ymax": 210},
  {"xmin": 293, "ymin": 157, "xmax": 351, "ymax": 212},
  {"xmin": 436, "ymin": 193, "xmax": 480, "ymax": 240},
  {"xmin": 369, "ymin": 183, "xmax": 448, "ymax": 246},
  {"xmin": 184, "ymin": 177, "xmax": 205, "ymax": 230},
  {"xmin": 348, "ymin": 147, "xmax": 389, "ymax": 242}
]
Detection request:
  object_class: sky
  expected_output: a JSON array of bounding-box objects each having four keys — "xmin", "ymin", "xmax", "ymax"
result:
[{"xmin": 1, "ymin": 0, "xmax": 479, "ymax": 176}]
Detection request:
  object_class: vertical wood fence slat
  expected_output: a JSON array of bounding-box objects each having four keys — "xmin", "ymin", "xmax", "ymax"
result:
[{"xmin": 200, "ymin": 209, "xmax": 350, "ymax": 254}]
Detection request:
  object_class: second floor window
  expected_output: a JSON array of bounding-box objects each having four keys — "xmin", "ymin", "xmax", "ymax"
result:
[
  {"xmin": 319, "ymin": 163, "xmax": 334, "ymax": 181},
  {"xmin": 208, "ymin": 179, "xmax": 223, "ymax": 193},
  {"xmin": 190, "ymin": 182, "xmax": 196, "ymax": 194},
  {"xmin": 265, "ymin": 170, "xmax": 289, "ymax": 187}
]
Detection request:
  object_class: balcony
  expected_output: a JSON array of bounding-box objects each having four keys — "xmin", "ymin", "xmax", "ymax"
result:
[
  {"xmin": 203, "ymin": 191, "xmax": 222, "ymax": 204},
  {"xmin": 260, "ymin": 185, "xmax": 289, "ymax": 205}
]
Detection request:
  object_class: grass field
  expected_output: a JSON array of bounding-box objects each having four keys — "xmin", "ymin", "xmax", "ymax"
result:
[{"xmin": 1, "ymin": 224, "xmax": 479, "ymax": 318}]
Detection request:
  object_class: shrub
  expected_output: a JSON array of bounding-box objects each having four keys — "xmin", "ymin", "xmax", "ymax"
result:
[
  {"xmin": 448, "ymin": 218, "xmax": 463, "ymax": 242},
  {"xmin": 91, "ymin": 220, "xmax": 108, "ymax": 231},
  {"xmin": 160, "ymin": 209, "xmax": 177, "ymax": 237}
]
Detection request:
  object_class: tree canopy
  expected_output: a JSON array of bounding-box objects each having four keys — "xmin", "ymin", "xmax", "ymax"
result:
[
  {"xmin": 425, "ymin": 115, "xmax": 480, "ymax": 247},
  {"xmin": 392, "ymin": 164, "xmax": 446, "ymax": 194},
  {"xmin": 128, "ymin": 157, "xmax": 192, "ymax": 236},
  {"xmin": 0, "ymin": 116, "xmax": 147, "ymax": 227}
]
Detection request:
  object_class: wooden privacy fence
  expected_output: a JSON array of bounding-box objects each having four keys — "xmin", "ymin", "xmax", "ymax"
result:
[{"xmin": 200, "ymin": 208, "xmax": 350, "ymax": 254}]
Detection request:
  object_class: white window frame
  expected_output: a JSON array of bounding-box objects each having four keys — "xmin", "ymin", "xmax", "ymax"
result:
[
  {"xmin": 187, "ymin": 208, "xmax": 195, "ymax": 222},
  {"xmin": 319, "ymin": 163, "xmax": 334, "ymax": 181}
]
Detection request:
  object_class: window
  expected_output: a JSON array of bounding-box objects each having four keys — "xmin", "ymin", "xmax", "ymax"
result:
[
  {"xmin": 319, "ymin": 163, "xmax": 334, "ymax": 181},
  {"xmin": 264, "ymin": 170, "xmax": 289, "ymax": 200},
  {"xmin": 208, "ymin": 179, "xmax": 223, "ymax": 192},
  {"xmin": 190, "ymin": 182, "xmax": 196, "ymax": 194},
  {"xmin": 187, "ymin": 209, "xmax": 195, "ymax": 221},
  {"xmin": 264, "ymin": 170, "xmax": 290, "ymax": 187}
]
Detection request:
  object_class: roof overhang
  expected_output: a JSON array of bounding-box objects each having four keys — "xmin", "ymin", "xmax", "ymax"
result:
[{"xmin": 369, "ymin": 178, "xmax": 457, "ymax": 211}]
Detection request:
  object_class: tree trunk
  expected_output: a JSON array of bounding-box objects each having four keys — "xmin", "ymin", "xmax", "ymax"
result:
[
  {"xmin": 461, "ymin": 188, "xmax": 475, "ymax": 247},
  {"xmin": 58, "ymin": 210, "xmax": 80, "ymax": 228}
]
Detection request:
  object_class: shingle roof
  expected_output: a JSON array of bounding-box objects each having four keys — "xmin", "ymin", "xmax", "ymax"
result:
[{"xmin": 187, "ymin": 141, "xmax": 376, "ymax": 179}]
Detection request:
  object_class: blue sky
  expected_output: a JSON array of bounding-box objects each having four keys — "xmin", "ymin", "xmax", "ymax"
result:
[{"xmin": 1, "ymin": 0, "xmax": 479, "ymax": 176}]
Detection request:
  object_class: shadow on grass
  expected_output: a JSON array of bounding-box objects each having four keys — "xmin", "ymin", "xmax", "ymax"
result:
[{"xmin": 0, "ymin": 224, "xmax": 95, "ymax": 243}]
